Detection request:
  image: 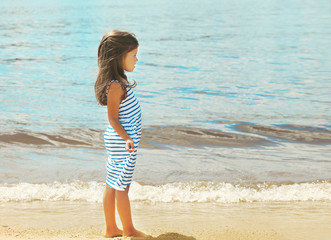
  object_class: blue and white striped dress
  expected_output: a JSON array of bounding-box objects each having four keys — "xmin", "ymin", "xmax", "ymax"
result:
[{"xmin": 104, "ymin": 80, "xmax": 142, "ymax": 191}]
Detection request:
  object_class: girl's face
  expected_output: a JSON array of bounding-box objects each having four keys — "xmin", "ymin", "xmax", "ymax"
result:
[{"xmin": 123, "ymin": 48, "xmax": 138, "ymax": 72}]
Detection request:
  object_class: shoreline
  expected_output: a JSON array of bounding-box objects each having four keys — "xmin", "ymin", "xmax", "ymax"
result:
[{"xmin": 1, "ymin": 201, "xmax": 330, "ymax": 240}]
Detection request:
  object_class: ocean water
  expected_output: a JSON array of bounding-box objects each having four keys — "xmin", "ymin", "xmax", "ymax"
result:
[{"xmin": 0, "ymin": 0, "xmax": 330, "ymax": 203}]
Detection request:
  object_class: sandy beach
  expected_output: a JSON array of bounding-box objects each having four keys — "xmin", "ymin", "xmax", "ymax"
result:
[{"xmin": 1, "ymin": 200, "xmax": 330, "ymax": 240}]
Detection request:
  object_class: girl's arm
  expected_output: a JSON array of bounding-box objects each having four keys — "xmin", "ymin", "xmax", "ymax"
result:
[{"xmin": 107, "ymin": 81, "xmax": 135, "ymax": 152}]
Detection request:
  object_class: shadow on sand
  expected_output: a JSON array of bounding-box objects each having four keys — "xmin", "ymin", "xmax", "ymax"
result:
[{"xmin": 133, "ymin": 232, "xmax": 196, "ymax": 240}]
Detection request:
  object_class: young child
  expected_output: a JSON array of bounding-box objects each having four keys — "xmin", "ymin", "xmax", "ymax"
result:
[{"xmin": 94, "ymin": 30, "xmax": 152, "ymax": 238}]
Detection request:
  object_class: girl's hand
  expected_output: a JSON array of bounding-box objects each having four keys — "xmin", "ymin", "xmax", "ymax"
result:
[{"xmin": 125, "ymin": 139, "xmax": 135, "ymax": 153}]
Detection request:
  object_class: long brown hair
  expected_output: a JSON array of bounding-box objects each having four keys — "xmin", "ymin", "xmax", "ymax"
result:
[{"xmin": 95, "ymin": 30, "xmax": 138, "ymax": 105}]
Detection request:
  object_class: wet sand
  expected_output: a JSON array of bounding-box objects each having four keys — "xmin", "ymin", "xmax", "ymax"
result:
[{"xmin": 0, "ymin": 201, "xmax": 330, "ymax": 240}]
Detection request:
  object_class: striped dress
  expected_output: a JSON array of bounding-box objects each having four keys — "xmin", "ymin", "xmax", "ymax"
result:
[{"xmin": 104, "ymin": 80, "xmax": 142, "ymax": 191}]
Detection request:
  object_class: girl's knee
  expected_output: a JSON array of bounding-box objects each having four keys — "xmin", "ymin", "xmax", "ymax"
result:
[
  {"xmin": 116, "ymin": 187, "xmax": 130, "ymax": 197},
  {"xmin": 105, "ymin": 185, "xmax": 116, "ymax": 195}
]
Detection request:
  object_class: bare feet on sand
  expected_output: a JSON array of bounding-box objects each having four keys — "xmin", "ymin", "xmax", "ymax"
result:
[
  {"xmin": 104, "ymin": 228, "xmax": 123, "ymax": 238},
  {"xmin": 124, "ymin": 228, "xmax": 152, "ymax": 238}
]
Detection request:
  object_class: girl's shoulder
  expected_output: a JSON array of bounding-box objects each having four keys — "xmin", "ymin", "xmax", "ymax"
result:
[
  {"xmin": 106, "ymin": 80, "xmax": 127, "ymax": 102},
  {"xmin": 106, "ymin": 80, "xmax": 121, "ymax": 94},
  {"xmin": 109, "ymin": 79, "xmax": 129, "ymax": 88},
  {"xmin": 108, "ymin": 79, "xmax": 120, "ymax": 87},
  {"xmin": 110, "ymin": 79, "xmax": 121, "ymax": 84}
]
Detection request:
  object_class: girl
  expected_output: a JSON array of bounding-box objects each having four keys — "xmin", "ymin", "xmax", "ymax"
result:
[{"xmin": 95, "ymin": 30, "xmax": 152, "ymax": 239}]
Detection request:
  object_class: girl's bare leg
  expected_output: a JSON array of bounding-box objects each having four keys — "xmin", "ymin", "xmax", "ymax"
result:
[
  {"xmin": 103, "ymin": 185, "xmax": 123, "ymax": 238},
  {"xmin": 116, "ymin": 184, "xmax": 152, "ymax": 238}
]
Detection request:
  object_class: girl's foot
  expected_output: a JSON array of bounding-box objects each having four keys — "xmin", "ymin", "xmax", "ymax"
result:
[
  {"xmin": 124, "ymin": 228, "xmax": 152, "ymax": 238},
  {"xmin": 104, "ymin": 228, "xmax": 123, "ymax": 238}
]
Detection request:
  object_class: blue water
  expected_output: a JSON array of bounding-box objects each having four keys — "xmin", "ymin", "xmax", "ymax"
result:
[
  {"xmin": 0, "ymin": 0, "xmax": 330, "ymax": 197},
  {"xmin": 1, "ymin": 0, "xmax": 330, "ymax": 130}
]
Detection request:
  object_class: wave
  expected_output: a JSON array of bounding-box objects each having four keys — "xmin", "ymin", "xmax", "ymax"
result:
[
  {"xmin": 0, "ymin": 181, "xmax": 330, "ymax": 203},
  {"xmin": 236, "ymin": 123, "xmax": 331, "ymax": 144},
  {"xmin": 0, "ymin": 127, "xmax": 269, "ymax": 149},
  {"xmin": 0, "ymin": 129, "xmax": 103, "ymax": 148},
  {"xmin": 1, "ymin": 123, "xmax": 330, "ymax": 150}
]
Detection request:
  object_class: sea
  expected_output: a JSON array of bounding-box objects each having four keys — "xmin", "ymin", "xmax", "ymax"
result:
[{"xmin": 0, "ymin": 0, "xmax": 330, "ymax": 204}]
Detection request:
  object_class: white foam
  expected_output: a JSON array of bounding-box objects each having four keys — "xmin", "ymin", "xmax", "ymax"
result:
[
  {"xmin": 130, "ymin": 181, "xmax": 331, "ymax": 203},
  {"xmin": 0, "ymin": 181, "xmax": 103, "ymax": 203},
  {"xmin": 0, "ymin": 181, "xmax": 330, "ymax": 203}
]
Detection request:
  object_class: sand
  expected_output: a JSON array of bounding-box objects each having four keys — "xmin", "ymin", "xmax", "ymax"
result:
[{"xmin": 0, "ymin": 201, "xmax": 330, "ymax": 240}]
